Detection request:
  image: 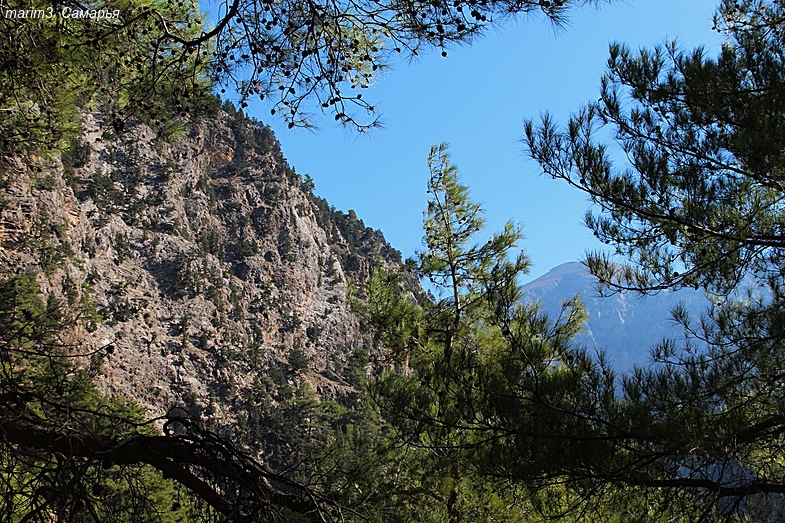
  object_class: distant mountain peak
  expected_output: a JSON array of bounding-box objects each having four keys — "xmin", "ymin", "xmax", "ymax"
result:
[{"xmin": 521, "ymin": 262, "xmax": 709, "ymax": 371}]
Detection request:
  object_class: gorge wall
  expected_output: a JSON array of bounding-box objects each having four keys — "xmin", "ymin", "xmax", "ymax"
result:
[{"xmin": 0, "ymin": 102, "xmax": 404, "ymax": 425}]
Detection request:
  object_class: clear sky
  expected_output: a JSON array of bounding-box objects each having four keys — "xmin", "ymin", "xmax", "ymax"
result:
[{"xmin": 240, "ymin": 0, "xmax": 722, "ymax": 281}]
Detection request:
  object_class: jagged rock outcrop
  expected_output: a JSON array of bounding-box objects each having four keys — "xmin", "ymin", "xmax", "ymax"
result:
[{"xmin": 0, "ymin": 103, "xmax": 403, "ymax": 422}]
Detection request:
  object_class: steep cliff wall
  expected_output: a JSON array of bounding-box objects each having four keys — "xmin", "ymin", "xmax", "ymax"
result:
[{"xmin": 0, "ymin": 103, "xmax": 402, "ymax": 422}]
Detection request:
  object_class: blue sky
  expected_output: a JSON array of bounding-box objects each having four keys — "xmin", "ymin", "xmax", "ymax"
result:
[{"xmin": 240, "ymin": 0, "xmax": 722, "ymax": 281}]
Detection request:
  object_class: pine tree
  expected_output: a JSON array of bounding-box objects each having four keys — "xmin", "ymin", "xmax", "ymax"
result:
[
  {"xmin": 364, "ymin": 145, "xmax": 614, "ymax": 520},
  {"xmin": 0, "ymin": 0, "xmax": 213, "ymax": 153},
  {"xmin": 524, "ymin": 0, "xmax": 785, "ymax": 518},
  {"xmin": 0, "ymin": 0, "xmax": 607, "ymax": 150}
]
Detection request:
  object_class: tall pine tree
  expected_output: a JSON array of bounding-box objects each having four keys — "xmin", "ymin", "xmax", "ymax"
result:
[{"xmin": 524, "ymin": 0, "xmax": 785, "ymax": 518}]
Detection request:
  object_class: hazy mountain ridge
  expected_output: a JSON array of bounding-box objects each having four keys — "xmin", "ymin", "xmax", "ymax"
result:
[{"xmin": 521, "ymin": 262, "xmax": 711, "ymax": 370}]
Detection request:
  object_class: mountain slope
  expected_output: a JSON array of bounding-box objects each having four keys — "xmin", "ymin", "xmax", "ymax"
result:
[
  {"xmin": 520, "ymin": 262, "xmax": 711, "ymax": 370},
  {"xmin": 0, "ymin": 102, "xmax": 404, "ymax": 423}
]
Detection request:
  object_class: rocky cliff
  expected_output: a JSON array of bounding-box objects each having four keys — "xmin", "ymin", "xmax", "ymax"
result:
[{"xmin": 0, "ymin": 102, "xmax": 403, "ymax": 424}]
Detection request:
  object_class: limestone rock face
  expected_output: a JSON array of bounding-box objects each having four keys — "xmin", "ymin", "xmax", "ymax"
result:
[{"xmin": 0, "ymin": 105, "xmax": 403, "ymax": 420}]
